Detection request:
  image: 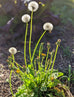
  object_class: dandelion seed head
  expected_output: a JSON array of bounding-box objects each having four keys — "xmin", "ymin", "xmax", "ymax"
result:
[
  {"xmin": 43, "ymin": 22, "xmax": 53, "ymax": 31},
  {"xmin": 9, "ymin": 47, "xmax": 17, "ymax": 55},
  {"xmin": 21, "ymin": 14, "xmax": 30, "ymax": 23},
  {"xmin": 28, "ymin": 1, "xmax": 39, "ymax": 12}
]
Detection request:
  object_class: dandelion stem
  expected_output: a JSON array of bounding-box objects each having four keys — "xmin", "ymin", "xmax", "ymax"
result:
[
  {"xmin": 51, "ymin": 45, "xmax": 58, "ymax": 73},
  {"xmin": 45, "ymin": 47, "xmax": 50, "ymax": 70},
  {"xmin": 29, "ymin": 10, "xmax": 33, "ymax": 61},
  {"xmin": 48, "ymin": 53, "xmax": 53, "ymax": 70},
  {"xmin": 38, "ymin": 43, "xmax": 44, "ymax": 67},
  {"xmin": 12, "ymin": 54, "xmax": 15, "ymax": 67},
  {"xmin": 24, "ymin": 23, "xmax": 28, "ymax": 67},
  {"xmin": 15, "ymin": 61, "xmax": 23, "ymax": 69},
  {"xmin": 31, "ymin": 30, "xmax": 46, "ymax": 63},
  {"xmin": 9, "ymin": 70, "xmax": 14, "ymax": 97},
  {"xmin": 34, "ymin": 59, "xmax": 36, "ymax": 70},
  {"xmin": 41, "ymin": 57, "xmax": 45, "ymax": 67}
]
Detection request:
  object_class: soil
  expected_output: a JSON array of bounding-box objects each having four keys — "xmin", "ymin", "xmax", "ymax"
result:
[{"xmin": 0, "ymin": 22, "xmax": 74, "ymax": 97}]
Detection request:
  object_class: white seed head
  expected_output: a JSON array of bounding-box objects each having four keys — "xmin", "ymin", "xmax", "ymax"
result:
[
  {"xmin": 28, "ymin": 1, "xmax": 39, "ymax": 12},
  {"xmin": 43, "ymin": 22, "xmax": 53, "ymax": 31},
  {"xmin": 9, "ymin": 47, "xmax": 17, "ymax": 55},
  {"xmin": 21, "ymin": 14, "xmax": 30, "ymax": 23}
]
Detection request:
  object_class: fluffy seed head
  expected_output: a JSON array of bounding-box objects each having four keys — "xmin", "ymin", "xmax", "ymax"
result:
[
  {"xmin": 43, "ymin": 22, "xmax": 53, "ymax": 31},
  {"xmin": 21, "ymin": 14, "xmax": 30, "ymax": 23},
  {"xmin": 9, "ymin": 47, "xmax": 17, "ymax": 55},
  {"xmin": 28, "ymin": 1, "xmax": 39, "ymax": 12}
]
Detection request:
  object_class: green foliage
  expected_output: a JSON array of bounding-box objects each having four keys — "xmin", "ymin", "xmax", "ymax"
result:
[
  {"xmin": 14, "ymin": 69, "xmax": 63, "ymax": 97},
  {"xmin": 0, "ymin": 15, "xmax": 10, "ymax": 26},
  {"xmin": 51, "ymin": 0, "xmax": 74, "ymax": 25},
  {"xmin": 61, "ymin": 46, "xmax": 71, "ymax": 58}
]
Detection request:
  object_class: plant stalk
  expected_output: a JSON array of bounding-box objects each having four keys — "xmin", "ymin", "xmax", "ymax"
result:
[
  {"xmin": 51, "ymin": 44, "xmax": 58, "ymax": 73},
  {"xmin": 9, "ymin": 70, "xmax": 14, "ymax": 97},
  {"xmin": 29, "ymin": 10, "xmax": 33, "ymax": 61},
  {"xmin": 45, "ymin": 47, "xmax": 50, "ymax": 70},
  {"xmin": 24, "ymin": 23, "xmax": 28, "ymax": 67},
  {"xmin": 31, "ymin": 30, "xmax": 46, "ymax": 63}
]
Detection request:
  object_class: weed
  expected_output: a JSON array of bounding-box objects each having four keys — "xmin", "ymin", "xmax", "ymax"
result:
[{"xmin": 7, "ymin": 1, "xmax": 67, "ymax": 97}]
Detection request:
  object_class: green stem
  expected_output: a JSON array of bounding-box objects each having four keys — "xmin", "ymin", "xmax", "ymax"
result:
[
  {"xmin": 48, "ymin": 53, "xmax": 53, "ymax": 70},
  {"xmin": 68, "ymin": 64, "xmax": 71, "ymax": 88},
  {"xmin": 24, "ymin": 23, "xmax": 28, "ymax": 67},
  {"xmin": 51, "ymin": 45, "xmax": 59, "ymax": 73},
  {"xmin": 31, "ymin": 30, "xmax": 46, "ymax": 63},
  {"xmin": 38, "ymin": 43, "xmax": 44, "ymax": 68},
  {"xmin": 34, "ymin": 59, "xmax": 36, "ymax": 70},
  {"xmin": 29, "ymin": 11, "xmax": 33, "ymax": 61},
  {"xmin": 38, "ymin": 47, "xmax": 41, "ymax": 67},
  {"xmin": 39, "ymin": 43, "xmax": 44, "ymax": 58},
  {"xmin": 15, "ymin": 61, "xmax": 23, "ymax": 69},
  {"xmin": 45, "ymin": 47, "xmax": 50, "ymax": 70},
  {"xmin": 12, "ymin": 54, "xmax": 15, "ymax": 67},
  {"xmin": 9, "ymin": 70, "xmax": 14, "ymax": 97},
  {"xmin": 41, "ymin": 57, "xmax": 45, "ymax": 67}
]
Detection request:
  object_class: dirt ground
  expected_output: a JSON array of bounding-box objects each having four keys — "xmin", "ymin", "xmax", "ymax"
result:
[{"xmin": 0, "ymin": 22, "xmax": 74, "ymax": 97}]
